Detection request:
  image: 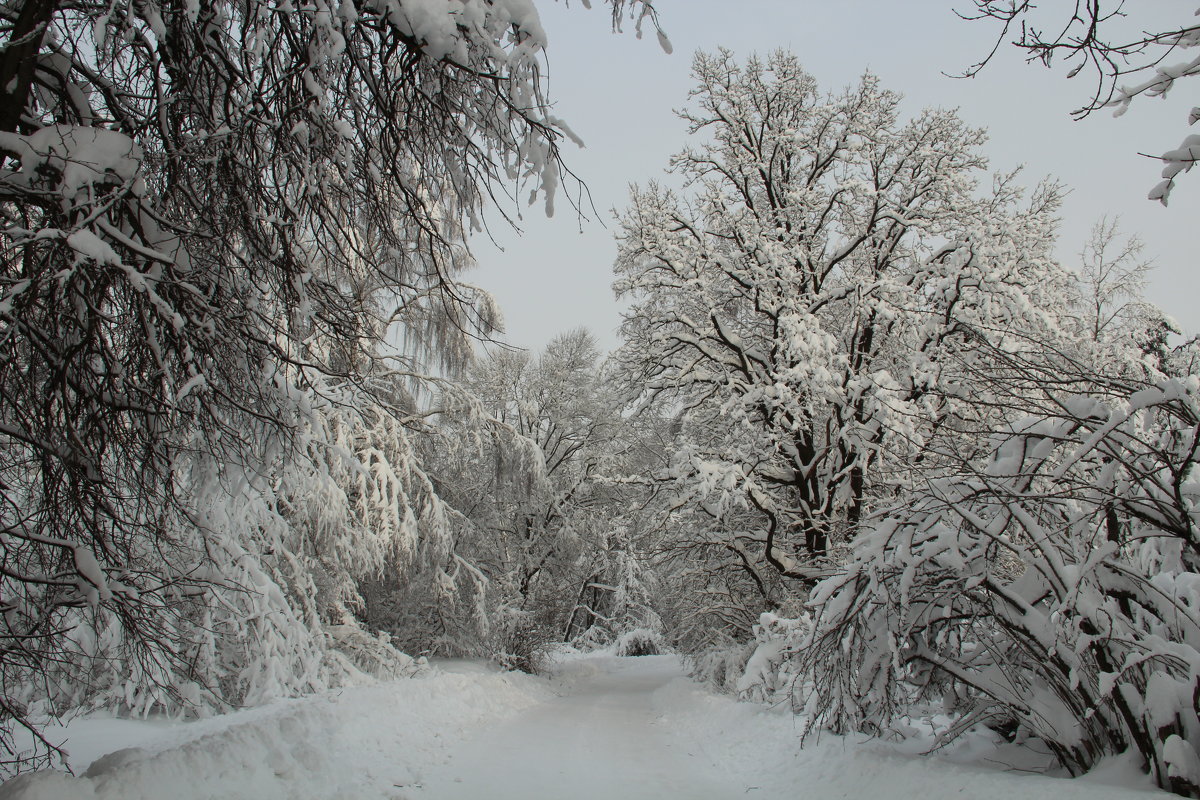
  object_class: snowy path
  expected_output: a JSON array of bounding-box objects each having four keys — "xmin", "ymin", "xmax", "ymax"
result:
[
  {"xmin": 0, "ymin": 652, "xmax": 1169, "ymax": 799},
  {"xmin": 412, "ymin": 654, "xmax": 1166, "ymax": 800},
  {"xmin": 414, "ymin": 656, "xmax": 742, "ymax": 799}
]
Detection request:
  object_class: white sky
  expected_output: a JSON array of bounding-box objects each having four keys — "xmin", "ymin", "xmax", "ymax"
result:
[{"xmin": 468, "ymin": 0, "xmax": 1198, "ymax": 354}]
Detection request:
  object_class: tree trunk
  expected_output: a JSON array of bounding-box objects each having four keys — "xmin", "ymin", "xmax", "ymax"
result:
[{"xmin": 0, "ymin": 0, "xmax": 59, "ymax": 133}]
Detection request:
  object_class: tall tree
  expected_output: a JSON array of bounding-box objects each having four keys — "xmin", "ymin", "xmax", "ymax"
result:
[
  {"xmin": 1068, "ymin": 216, "xmax": 1179, "ymax": 378},
  {"xmin": 1075, "ymin": 217, "xmax": 1155, "ymax": 344},
  {"xmin": 612, "ymin": 50, "xmax": 1068, "ymax": 641}
]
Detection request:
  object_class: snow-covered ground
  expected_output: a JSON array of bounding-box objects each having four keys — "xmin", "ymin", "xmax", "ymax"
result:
[
  {"xmin": 0, "ymin": 653, "xmax": 1170, "ymax": 799},
  {"xmin": 0, "ymin": 662, "xmax": 551, "ymax": 800}
]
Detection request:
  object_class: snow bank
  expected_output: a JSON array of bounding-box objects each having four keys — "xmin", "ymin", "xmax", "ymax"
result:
[
  {"xmin": 648, "ymin": 668, "xmax": 1167, "ymax": 799},
  {"xmin": 0, "ymin": 666, "xmax": 550, "ymax": 800}
]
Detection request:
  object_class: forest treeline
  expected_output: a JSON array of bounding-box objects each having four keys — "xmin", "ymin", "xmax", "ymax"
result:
[{"xmin": 2, "ymin": 0, "xmax": 1200, "ymax": 795}]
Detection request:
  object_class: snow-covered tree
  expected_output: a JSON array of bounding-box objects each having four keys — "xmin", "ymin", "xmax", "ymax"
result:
[
  {"xmin": 459, "ymin": 330, "xmax": 619, "ymax": 668},
  {"xmin": 1075, "ymin": 217, "xmax": 1155, "ymax": 344},
  {"xmin": 0, "ymin": 0, "xmax": 664, "ymax": 771},
  {"xmin": 1067, "ymin": 217, "xmax": 1180, "ymax": 379},
  {"xmin": 366, "ymin": 330, "xmax": 657, "ymax": 669},
  {"xmin": 611, "ymin": 50, "xmax": 1069, "ymax": 646},
  {"xmin": 959, "ymin": 1, "xmax": 1200, "ymax": 203}
]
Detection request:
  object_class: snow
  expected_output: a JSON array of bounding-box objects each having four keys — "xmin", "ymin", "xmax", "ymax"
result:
[
  {"xmin": 0, "ymin": 664, "xmax": 551, "ymax": 800},
  {"xmin": 0, "ymin": 653, "xmax": 1169, "ymax": 799},
  {"xmin": 417, "ymin": 655, "xmax": 740, "ymax": 799},
  {"xmin": 0, "ymin": 125, "xmax": 142, "ymax": 200},
  {"xmin": 654, "ymin": 662, "xmax": 1164, "ymax": 799},
  {"xmin": 64, "ymin": 230, "xmax": 123, "ymax": 267}
]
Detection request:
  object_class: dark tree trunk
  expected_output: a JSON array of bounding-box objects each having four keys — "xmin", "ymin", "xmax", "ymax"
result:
[{"xmin": 0, "ymin": 0, "xmax": 58, "ymax": 133}]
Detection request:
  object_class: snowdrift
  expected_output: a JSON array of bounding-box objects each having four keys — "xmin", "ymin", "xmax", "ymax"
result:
[{"xmin": 0, "ymin": 665, "xmax": 550, "ymax": 800}]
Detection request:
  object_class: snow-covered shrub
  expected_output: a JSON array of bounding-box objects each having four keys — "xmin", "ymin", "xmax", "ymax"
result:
[
  {"xmin": 0, "ymin": 370, "xmax": 462, "ymax": 777},
  {"xmin": 569, "ymin": 625, "xmax": 614, "ymax": 653},
  {"xmin": 732, "ymin": 613, "xmax": 809, "ymax": 704},
  {"xmin": 686, "ymin": 613, "xmax": 808, "ymax": 701},
  {"xmin": 689, "ymin": 642, "xmax": 756, "ymax": 695},
  {"xmin": 489, "ymin": 604, "xmax": 558, "ymax": 675},
  {"xmin": 323, "ymin": 625, "xmax": 426, "ymax": 682},
  {"xmin": 798, "ymin": 378, "xmax": 1200, "ymax": 797},
  {"xmin": 613, "ymin": 628, "xmax": 667, "ymax": 657}
]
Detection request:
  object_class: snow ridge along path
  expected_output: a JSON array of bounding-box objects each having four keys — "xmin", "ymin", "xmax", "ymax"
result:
[{"xmin": 0, "ymin": 652, "xmax": 1171, "ymax": 799}]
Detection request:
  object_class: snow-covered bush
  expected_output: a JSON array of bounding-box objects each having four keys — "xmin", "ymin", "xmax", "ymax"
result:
[
  {"xmin": 689, "ymin": 644, "xmax": 756, "ymax": 696},
  {"xmin": 568, "ymin": 626, "xmax": 614, "ymax": 653},
  {"xmin": 324, "ymin": 625, "xmax": 426, "ymax": 682},
  {"xmin": 731, "ymin": 613, "xmax": 808, "ymax": 704},
  {"xmin": 6, "ymin": 382, "xmax": 450, "ymax": 736},
  {"xmin": 488, "ymin": 604, "xmax": 557, "ymax": 674},
  {"xmin": 797, "ymin": 377, "xmax": 1200, "ymax": 797},
  {"xmin": 612, "ymin": 628, "xmax": 667, "ymax": 657}
]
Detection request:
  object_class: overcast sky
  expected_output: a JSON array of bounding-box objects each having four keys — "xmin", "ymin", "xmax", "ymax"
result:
[{"xmin": 468, "ymin": 0, "xmax": 1197, "ymax": 355}]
